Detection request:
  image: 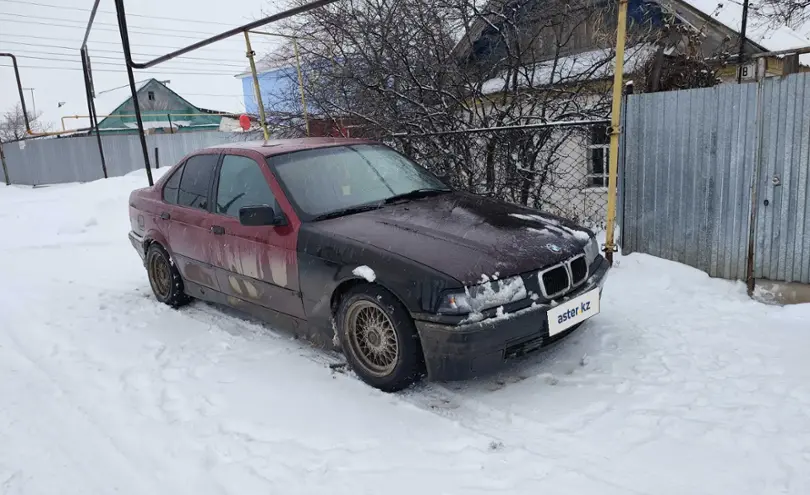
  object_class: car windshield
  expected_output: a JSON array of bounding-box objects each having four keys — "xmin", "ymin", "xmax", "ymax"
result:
[{"xmin": 269, "ymin": 144, "xmax": 448, "ymax": 220}]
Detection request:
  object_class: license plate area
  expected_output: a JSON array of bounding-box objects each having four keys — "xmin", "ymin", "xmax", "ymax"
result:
[{"xmin": 547, "ymin": 288, "xmax": 600, "ymax": 336}]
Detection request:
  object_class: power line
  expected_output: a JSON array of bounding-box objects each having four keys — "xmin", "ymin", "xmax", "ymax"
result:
[
  {"xmin": 11, "ymin": 50, "xmax": 247, "ymax": 68},
  {"xmin": 0, "ymin": 40, "xmax": 251, "ymax": 63},
  {"xmin": 94, "ymin": 80, "xmax": 243, "ymax": 98},
  {"xmin": 14, "ymin": 56, "xmax": 245, "ymax": 73},
  {"xmin": 1, "ymin": 17, "xmax": 245, "ymax": 42},
  {"xmin": 0, "ymin": 0, "xmax": 237, "ymax": 26},
  {"xmin": 0, "ymin": 33, "xmax": 247, "ymax": 53},
  {"xmin": 0, "ymin": 62, "xmax": 247, "ymax": 76},
  {"xmin": 0, "ymin": 12, "xmax": 224, "ymax": 36}
]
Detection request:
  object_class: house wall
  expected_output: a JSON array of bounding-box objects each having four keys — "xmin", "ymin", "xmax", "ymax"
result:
[{"xmin": 240, "ymin": 66, "xmax": 307, "ymax": 116}]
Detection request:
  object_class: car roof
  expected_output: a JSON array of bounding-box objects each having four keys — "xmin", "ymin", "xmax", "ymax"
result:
[{"xmin": 204, "ymin": 137, "xmax": 377, "ymax": 158}]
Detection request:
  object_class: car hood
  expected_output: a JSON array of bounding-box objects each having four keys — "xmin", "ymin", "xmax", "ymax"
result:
[{"xmin": 311, "ymin": 192, "xmax": 593, "ymax": 284}]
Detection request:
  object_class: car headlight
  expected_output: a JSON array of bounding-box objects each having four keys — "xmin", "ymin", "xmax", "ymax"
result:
[
  {"xmin": 584, "ymin": 236, "xmax": 600, "ymax": 265},
  {"xmin": 437, "ymin": 275, "xmax": 527, "ymax": 315}
]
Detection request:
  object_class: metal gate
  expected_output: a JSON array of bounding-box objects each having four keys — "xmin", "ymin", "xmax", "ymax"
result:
[
  {"xmin": 621, "ymin": 73, "xmax": 810, "ymax": 284},
  {"xmin": 753, "ymin": 75, "xmax": 810, "ymax": 284}
]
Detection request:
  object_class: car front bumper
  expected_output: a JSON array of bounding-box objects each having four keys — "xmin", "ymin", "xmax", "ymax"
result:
[{"xmin": 415, "ymin": 257, "xmax": 609, "ymax": 381}]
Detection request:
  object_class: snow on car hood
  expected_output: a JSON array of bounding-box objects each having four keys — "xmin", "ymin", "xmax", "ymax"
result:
[{"xmin": 311, "ymin": 192, "xmax": 593, "ymax": 284}]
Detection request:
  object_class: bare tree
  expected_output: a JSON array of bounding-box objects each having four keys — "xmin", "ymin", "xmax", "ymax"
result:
[
  {"xmin": 756, "ymin": 0, "xmax": 810, "ymax": 29},
  {"xmin": 264, "ymin": 0, "xmax": 711, "ymax": 223},
  {"xmin": 0, "ymin": 104, "xmax": 48, "ymax": 142}
]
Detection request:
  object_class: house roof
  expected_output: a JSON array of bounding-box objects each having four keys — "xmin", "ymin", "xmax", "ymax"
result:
[
  {"xmin": 96, "ymin": 79, "xmax": 230, "ymax": 130},
  {"xmin": 98, "ymin": 79, "xmax": 228, "ymax": 122},
  {"xmin": 675, "ymin": 0, "xmax": 810, "ymax": 62},
  {"xmin": 480, "ymin": 43, "xmax": 659, "ymax": 95},
  {"xmin": 456, "ymin": 0, "xmax": 810, "ymax": 66}
]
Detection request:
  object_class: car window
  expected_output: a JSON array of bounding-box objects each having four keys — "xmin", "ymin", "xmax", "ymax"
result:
[
  {"xmin": 162, "ymin": 163, "xmax": 184, "ymax": 205},
  {"xmin": 177, "ymin": 154, "xmax": 218, "ymax": 210},
  {"xmin": 215, "ymin": 155, "xmax": 277, "ymax": 217},
  {"xmin": 270, "ymin": 144, "xmax": 446, "ymax": 219}
]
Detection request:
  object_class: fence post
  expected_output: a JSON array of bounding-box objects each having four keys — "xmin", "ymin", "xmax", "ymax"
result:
[
  {"xmin": 154, "ymin": 147, "xmax": 160, "ymax": 169},
  {"xmin": 603, "ymin": 0, "xmax": 629, "ymax": 265},
  {"xmin": 0, "ymin": 141, "xmax": 9, "ymax": 185},
  {"xmin": 745, "ymin": 80, "xmax": 767, "ymax": 296}
]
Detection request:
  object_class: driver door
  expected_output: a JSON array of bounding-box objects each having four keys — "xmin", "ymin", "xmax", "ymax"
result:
[{"xmin": 208, "ymin": 151, "xmax": 305, "ymax": 318}]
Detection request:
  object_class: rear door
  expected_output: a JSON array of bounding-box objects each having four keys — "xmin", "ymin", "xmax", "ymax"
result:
[
  {"xmin": 160, "ymin": 152, "xmax": 221, "ymax": 291},
  {"xmin": 208, "ymin": 151, "xmax": 304, "ymax": 318}
]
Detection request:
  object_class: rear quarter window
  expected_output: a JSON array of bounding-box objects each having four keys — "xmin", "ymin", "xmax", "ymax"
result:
[{"xmin": 162, "ymin": 164, "xmax": 184, "ymax": 204}]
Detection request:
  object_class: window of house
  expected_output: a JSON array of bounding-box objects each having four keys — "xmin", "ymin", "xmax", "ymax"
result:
[
  {"xmin": 587, "ymin": 125, "xmax": 610, "ymax": 188},
  {"xmin": 147, "ymin": 91, "xmax": 155, "ymax": 101},
  {"xmin": 215, "ymin": 155, "xmax": 277, "ymax": 217},
  {"xmin": 177, "ymin": 154, "xmax": 218, "ymax": 210},
  {"xmin": 162, "ymin": 163, "xmax": 185, "ymax": 204}
]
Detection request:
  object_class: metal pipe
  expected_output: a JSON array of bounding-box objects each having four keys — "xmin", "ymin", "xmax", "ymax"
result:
[
  {"xmin": 390, "ymin": 119, "xmax": 611, "ymax": 138},
  {"xmin": 167, "ymin": 113, "xmax": 174, "ymax": 134},
  {"xmin": 81, "ymin": 0, "xmax": 102, "ymax": 49},
  {"xmin": 0, "ymin": 53, "xmax": 31, "ymax": 135},
  {"xmin": 250, "ymin": 31, "xmax": 311, "ymax": 136},
  {"xmin": 746, "ymin": 79, "xmax": 766, "ymax": 296},
  {"xmin": 0, "ymin": 141, "xmax": 9, "ymax": 186},
  {"xmin": 113, "ymin": 0, "xmax": 153, "ymax": 186},
  {"xmin": 81, "ymin": 1, "xmax": 107, "ymax": 178},
  {"xmin": 64, "ymin": 112, "xmax": 235, "ymax": 121},
  {"xmin": 60, "ymin": 112, "xmax": 234, "ymax": 133},
  {"xmin": 155, "ymin": 147, "xmax": 160, "ymax": 169},
  {"xmin": 244, "ymin": 31, "xmax": 270, "ymax": 140},
  {"xmin": 749, "ymin": 45, "xmax": 810, "ymax": 59},
  {"xmin": 737, "ymin": 0, "xmax": 750, "ymax": 84},
  {"xmin": 82, "ymin": 49, "xmax": 107, "ymax": 179},
  {"xmin": 22, "ymin": 88, "xmax": 36, "ymax": 117},
  {"xmin": 603, "ymin": 0, "xmax": 629, "ymax": 265},
  {"xmin": 293, "ymin": 37, "xmax": 310, "ymax": 136},
  {"xmin": 121, "ymin": 0, "xmax": 339, "ymax": 70}
]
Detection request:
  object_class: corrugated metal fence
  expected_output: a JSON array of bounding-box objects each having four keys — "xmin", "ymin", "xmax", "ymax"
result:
[
  {"xmin": 1, "ymin": 131, "xmax": 241, "ymax": 186},
  {"xmin": 622, "ymin": 73, "xmax": 810, "ymax": 284}
]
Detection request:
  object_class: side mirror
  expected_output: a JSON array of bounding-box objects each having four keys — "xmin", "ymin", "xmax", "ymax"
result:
[{"xmin": 238, "ymin": 205, "xmax": 287, "ymax": 226}]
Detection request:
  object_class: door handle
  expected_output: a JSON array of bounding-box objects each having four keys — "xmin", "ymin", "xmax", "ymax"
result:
[
  {"xmin": 210, "ymin": 225, "xmax": 225, "ymax": 235},
  {"xmin": 160, "ymin": 212, "xmax": 170, "ymax": 220}
]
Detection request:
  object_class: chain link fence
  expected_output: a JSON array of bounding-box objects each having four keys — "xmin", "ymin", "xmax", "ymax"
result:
[{"xmin": 381, "ymin": 120, "xmax": 612, "ymax": 229}]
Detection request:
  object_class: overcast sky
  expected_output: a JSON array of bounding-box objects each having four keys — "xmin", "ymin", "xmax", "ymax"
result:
[{"xmin": 0, "ymin": 0, "xmax": 289, "ymax": 132}]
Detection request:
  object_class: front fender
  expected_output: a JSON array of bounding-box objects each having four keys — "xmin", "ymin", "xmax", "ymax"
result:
[{"xmin": 298, "ymin": 227, "xmax": 458, "ymax": 334}]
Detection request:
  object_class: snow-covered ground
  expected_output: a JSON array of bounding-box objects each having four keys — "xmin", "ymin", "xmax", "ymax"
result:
[{"xmin": 1, "ymin": 172, "xmax": 809, "ymax": 495}]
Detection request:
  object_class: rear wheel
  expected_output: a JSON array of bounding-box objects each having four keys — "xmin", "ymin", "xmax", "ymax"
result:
[
  {"xmin": 145, "ymin": 243, "xmax": 190, "ymax": 308},
  {"xmin": 336, "ymin": 285, "xmax": 424, "ymax": 392}
]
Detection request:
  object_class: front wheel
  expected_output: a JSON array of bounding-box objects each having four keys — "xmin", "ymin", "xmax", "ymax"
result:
[
  {"xmin": 145, "ymin": 243, "xmax": 190, "ymax": 308},
  {"xmin": 336, "ymin": 285, "xmax": 424, "ymax": 392}
]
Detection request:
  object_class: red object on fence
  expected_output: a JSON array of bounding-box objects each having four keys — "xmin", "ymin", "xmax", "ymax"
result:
[{"xmin": 239, "ymin": 114, "xmax": 251, "ymax": 131}]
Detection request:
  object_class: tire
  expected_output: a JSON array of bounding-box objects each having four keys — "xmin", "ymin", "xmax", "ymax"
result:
[
  {"xmin": 336, "ymin": 285, "xmax": 425, "ymax": 392},
  {"xmin": 145, "ymin": 243, "xmax": 190, "ymax": 308}
]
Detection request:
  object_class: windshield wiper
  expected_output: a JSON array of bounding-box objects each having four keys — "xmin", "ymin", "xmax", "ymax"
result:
[
  {"xmin": 312, "ymin": 203, "xmax": 384, "ymax": 221},
  {"xmin": 383, "ymin": 188, "xmax": 451, "ymax": 204}
]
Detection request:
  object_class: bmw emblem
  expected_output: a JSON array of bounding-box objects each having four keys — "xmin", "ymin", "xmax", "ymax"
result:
[{"xmin": 546, "ymin": 243, "xmax": 562, "ymax": 253}]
